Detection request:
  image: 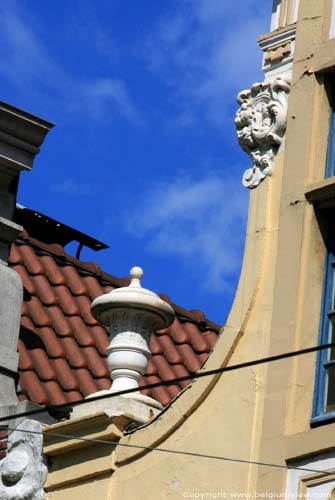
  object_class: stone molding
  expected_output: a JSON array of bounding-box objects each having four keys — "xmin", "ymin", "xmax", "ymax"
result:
[
  {"xmin": 235, "ymin": 76, "xmax": 291, "ymax": 189},
  {"xmin": 43, "ymin": 401, "xmax": 163, "ymax": 491},
  {"xmin": 0, "ymin": 102, "xmax": 54, "ymax": 175},
  {"xmin": 0, "ymin": 419, "xmax": 47, "ymax": 500},
  {"xmin": 258, "ymin": 25, "xmax": 296, "ymax": 81}
]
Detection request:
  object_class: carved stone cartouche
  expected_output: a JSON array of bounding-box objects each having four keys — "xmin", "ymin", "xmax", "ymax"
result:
[{"xmin": 235, "ymin": 76, "xmax": 291, "ymax": 188}]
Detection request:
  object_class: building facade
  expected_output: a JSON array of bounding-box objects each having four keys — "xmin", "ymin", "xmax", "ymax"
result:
[{"xmin": 1, "ymin": 1, "xmax": 335, "ymax": 499}]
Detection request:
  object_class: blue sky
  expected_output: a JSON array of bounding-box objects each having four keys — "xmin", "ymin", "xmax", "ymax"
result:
[{"xmin": 2, "ymin": 1, "xmax": 270, "ymax": 325}]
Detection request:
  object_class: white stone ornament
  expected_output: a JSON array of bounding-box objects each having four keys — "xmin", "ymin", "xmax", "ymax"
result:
[
  {"xmin": 91, "ymin": 266, "xmax": 175, "ymax": 410},
  {"xmin": 235, "ymin": 76, "xmax": 291, "ymax": 189},
  {"xmin": 0, "ymin": 419, "xmax": 47, "ymax": 500}
]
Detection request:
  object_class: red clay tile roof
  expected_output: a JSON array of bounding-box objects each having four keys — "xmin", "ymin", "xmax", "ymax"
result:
[{"xmin": 9, "ymin": 231, "xmax": 221, "ymax": 409}]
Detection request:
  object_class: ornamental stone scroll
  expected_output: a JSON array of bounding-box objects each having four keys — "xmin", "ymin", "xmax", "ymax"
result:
[{"xmin": 235, "ymin": 76, "xmax": 291, "ymax": 189}]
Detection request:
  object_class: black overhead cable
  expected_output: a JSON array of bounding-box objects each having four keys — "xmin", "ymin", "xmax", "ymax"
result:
[
  {"xmin": 0, "ymin": 341, "xmax": 334, "ymax": 423},
  {"xmin": 1, "ymin": 426, "xmax": 335, "ymax": 479}
]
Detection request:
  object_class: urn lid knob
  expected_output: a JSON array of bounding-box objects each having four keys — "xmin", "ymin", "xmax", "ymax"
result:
[{"xmin": 129, "ymin": 266, "xmax": 143, "ymax": 288}]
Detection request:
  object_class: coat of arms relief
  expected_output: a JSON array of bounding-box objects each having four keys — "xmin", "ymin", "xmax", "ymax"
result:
[{"xmin": 235, "ymin": 76, "xmax": 291, "ymax": 188}]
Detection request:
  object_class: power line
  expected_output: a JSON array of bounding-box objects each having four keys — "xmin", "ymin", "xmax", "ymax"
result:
[
  {"xmin": 0, "ymin": 341, "xmax": 333, "ymax": 423},
  {"xmin": 1, "ymin": 425, "xmax": 334, "ymax": 479}
]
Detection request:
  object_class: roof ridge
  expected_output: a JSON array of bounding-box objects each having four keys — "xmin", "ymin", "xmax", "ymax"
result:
[
  {"xmin": 158, "ymin": 294, "xmax": 221, "ymax": 332},
  {"xmin": 16, "ymin": 231, "xmax": 128, "ymax": 288},
  {"xmin": 15, "ymin": 231, "xmax": 221, "ymax": 332}
]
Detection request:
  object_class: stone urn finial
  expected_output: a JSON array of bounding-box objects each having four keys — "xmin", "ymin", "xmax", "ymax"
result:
[{"xmin": 91, "ymin": 266, "xmax": 175, "ymax": 410}]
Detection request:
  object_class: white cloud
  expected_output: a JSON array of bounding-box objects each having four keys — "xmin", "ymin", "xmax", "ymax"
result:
[
  {"xmin": 51, "ymin": 178, "xmax": 96, "ymax": 197},
  {"xmin": 61, "ymin": 5, "xmax": 120, "ymax": 61},
  {"xmin": 80, "ymin": 79, "xmax": 140, "ymax": 123},
  {"xmin": 143, "ymin": 0, "xmax": 269, "ymax": 128},
  {"xmin": 0, "ymin": 7, "xmax": 61, "ymax": 87},
  {"xmin": 0, "ymin": 3, "xmax": 137, "ymax": 124},
  {"xmin": 125, "ymin": 174, "xmax": 248, "ymax": 292}
]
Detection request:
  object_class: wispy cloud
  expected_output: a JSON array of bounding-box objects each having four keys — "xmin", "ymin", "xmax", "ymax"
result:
[
  {"xmin": 125, "ymin": 174, "xmax": 248, "ymax": 293},
  {"xmin": 51, "ymin": 178, "xmax": 97, "ymax": 197},
  {"xmin": 0, "ymin": 6, "xmax": 60, "ymax": 87},
  {"xmin": 143, "ymin": 0, "xmax": 269, "ymax": 128},
  {"xmin": 80, "ymin": 79, "xmax": 140, "ymax": 123},
  {"xmin": 0, "ymin": 3, "xmax": 137, "ymax": 124},
  {"xmin": 61, "ymin": 5, "xmax": 120, "ymax": 61}
]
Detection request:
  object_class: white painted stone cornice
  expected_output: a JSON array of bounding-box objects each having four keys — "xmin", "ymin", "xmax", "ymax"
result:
[
  {"xmin": 0, "ymin": 419, "xmax": 47, "ymax": 500},
  {"xmin": 258, "ymin": 25, "xmax": 296, "ymax": 81},
  {"xmin": 0, "ymin": 102, "xmax": 54, "ymax": 175},
  {"xmin": 235, "ymin": 76, "xmax": 291, "ymax": 189}
]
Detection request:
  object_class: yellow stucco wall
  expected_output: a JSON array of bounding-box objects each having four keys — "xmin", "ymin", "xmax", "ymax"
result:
[{"xmin": 47, "ymin": 475, "xmax": 110, "ymax": 500}]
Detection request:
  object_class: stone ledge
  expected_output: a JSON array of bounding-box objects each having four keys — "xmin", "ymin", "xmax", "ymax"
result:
[
  {"xmin": 44, "ymin": 413, "xmax": 120, "ymax": 488},
  {"xmin": 72, "ymin": 393, "xmax": 160, "ymax": 422},
  {"xmin": 305, "ymin": 176, "xmax": 335, "ymax": 208},
  {"xmin": 0, "ymin": 400, "xmax": 54, "ymax": 427},
  {"xmin": 43, "ymin": 396, "xmax": 160, "ymax": 489},
  {"xmin": 44, "ymin": 412, "xmax": 124, "ymax": 456}
]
